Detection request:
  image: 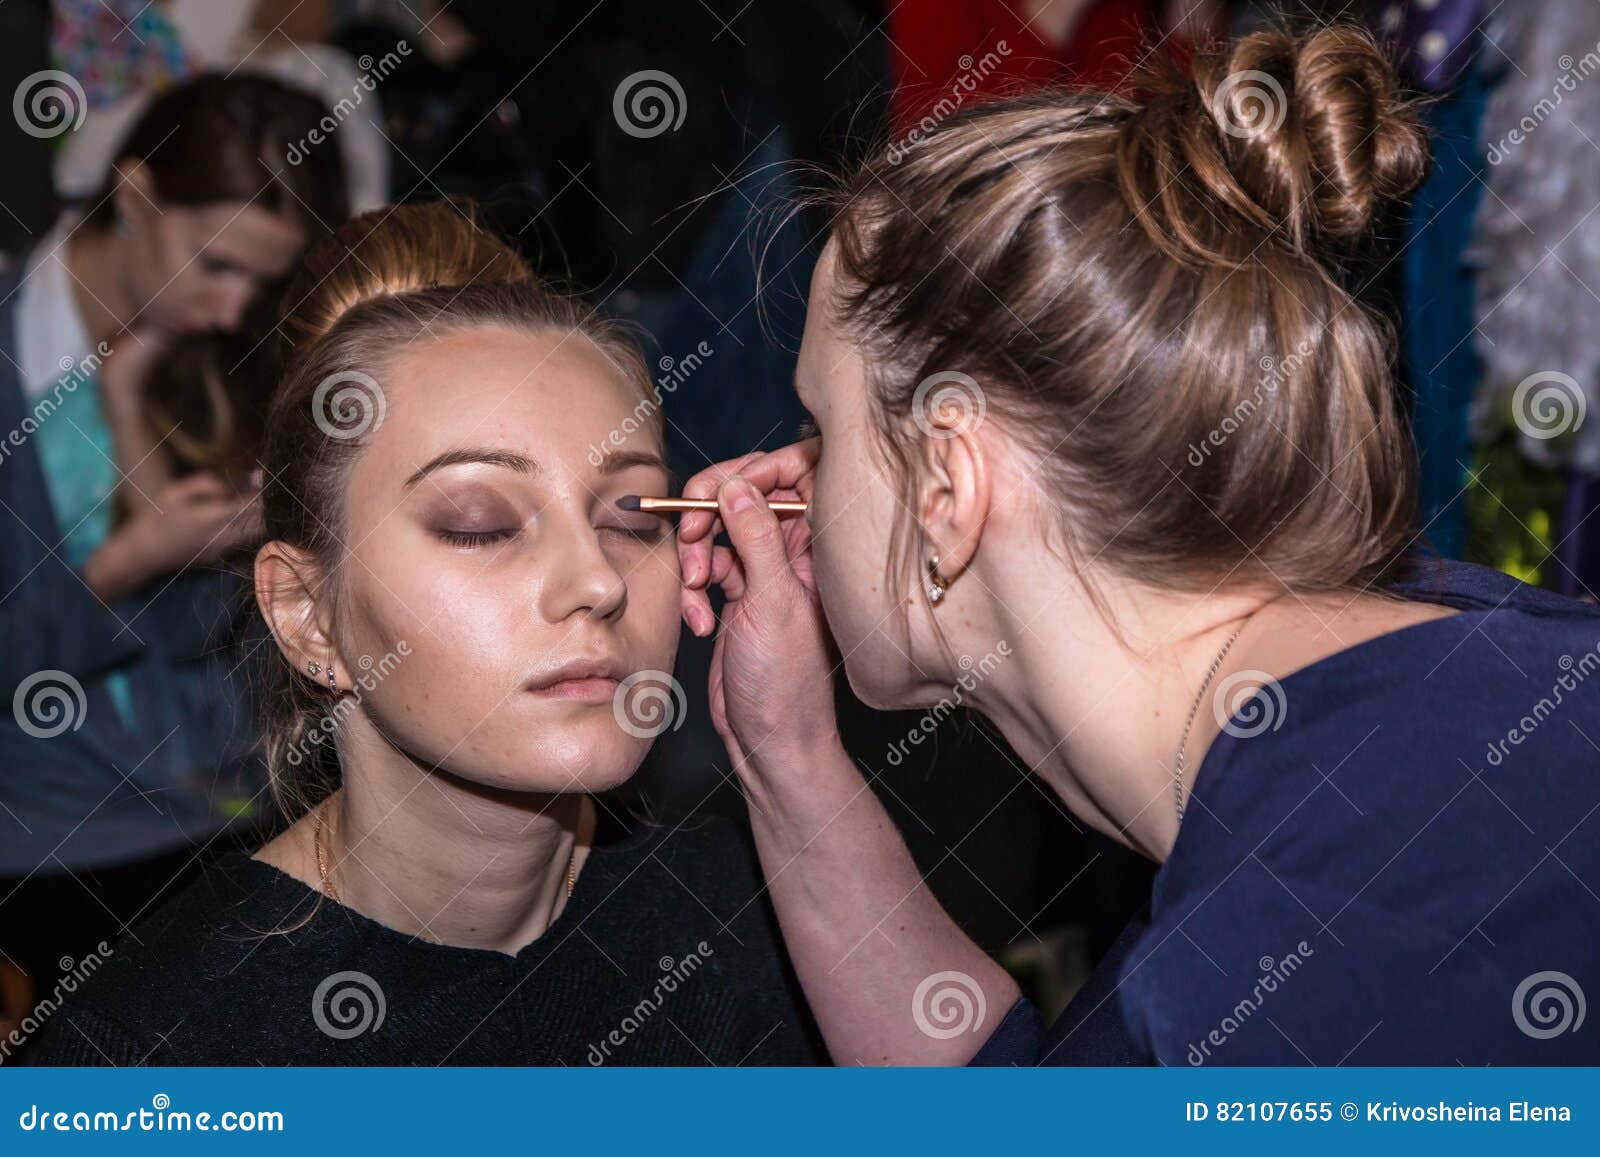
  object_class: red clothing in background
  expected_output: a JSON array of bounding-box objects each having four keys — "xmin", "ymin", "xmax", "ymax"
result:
[{"xmin": 888, "ymin": 0, "xmax": 1166, "ymax": 131}]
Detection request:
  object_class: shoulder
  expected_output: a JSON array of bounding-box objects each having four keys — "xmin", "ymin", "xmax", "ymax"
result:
[
  {"xmin": 24, "ymin": 852, "xmax": 324, "ymax": 1064},
  {"xmin": 1123, "ymin": 561, "xmax": 1600, "ymax": 1065}
]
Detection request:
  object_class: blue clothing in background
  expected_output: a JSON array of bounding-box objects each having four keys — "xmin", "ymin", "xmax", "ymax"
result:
[
  {"xmin": 1402, "ymin": 64, "xmax": 1488, "ymax": 560},
  {"xmin": 976, "ymin": 558, "xmax": 1600, "ymax": 1065},
  {"xmin": 31, "ymin": 370, "xmax": 135, "ymax": 726}
]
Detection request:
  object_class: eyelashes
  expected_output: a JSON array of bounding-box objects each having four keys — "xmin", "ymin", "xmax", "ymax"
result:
[
  {"xmin": 437, "ymin": 528, "xmax": 514, "ymax": 549},
  {"xmin": 434, "ymin": 525, "xmax": 667, "ymax": 550}
]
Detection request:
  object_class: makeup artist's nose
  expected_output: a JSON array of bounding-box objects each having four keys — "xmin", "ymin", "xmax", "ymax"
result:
[{"xmin": 540, "ymin": 529, "xmax": 628, "ymax": 623}]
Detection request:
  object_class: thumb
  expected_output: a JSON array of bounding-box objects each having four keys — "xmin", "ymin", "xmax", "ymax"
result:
[{"xmin": 717, "ymin": 477, "xmax": 795, "ymax": 594}]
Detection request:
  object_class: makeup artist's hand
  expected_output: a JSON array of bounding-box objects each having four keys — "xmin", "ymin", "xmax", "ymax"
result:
[{"xmin": 677, "ymin": 440, "xmax": 839, "ymax": 780}]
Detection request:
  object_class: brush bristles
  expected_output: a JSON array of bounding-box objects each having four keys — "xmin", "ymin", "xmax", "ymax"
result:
[{"xmin": 615, "ymin": 494, "xmax": 642, "ymax": 511}]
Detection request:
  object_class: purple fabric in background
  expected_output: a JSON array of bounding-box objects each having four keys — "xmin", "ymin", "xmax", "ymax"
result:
[
  {"xmin": 1554, "ymin": 472, "xmax": 1600, "ymax": 601},
  {"xmin": 1377, "ymin": 0, "xmax": 1484, "ymax": 92}
]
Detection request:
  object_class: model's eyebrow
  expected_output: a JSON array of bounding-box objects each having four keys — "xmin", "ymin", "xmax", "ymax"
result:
[
  {"xmin": 404, "ymin": 448, "xmax": 539, "ymax": 489},
  {"xmin": 597, "ymin": 450, "xmax": 669, "ymax": 477}
]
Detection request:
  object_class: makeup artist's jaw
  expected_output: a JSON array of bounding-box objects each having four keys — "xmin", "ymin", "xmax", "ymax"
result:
[
  {"xmin": 794, "ymin": 242, "xmax": 934, "ymax": 711},
  {"xmin": 333, "ymin": 325, "xmax": 682, "ymax": 795}
]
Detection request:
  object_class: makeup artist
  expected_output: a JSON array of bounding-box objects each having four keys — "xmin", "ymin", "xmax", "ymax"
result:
[{"xmin": 676, "ymin": 26, "xmax": 1600, "ymax": 1066}]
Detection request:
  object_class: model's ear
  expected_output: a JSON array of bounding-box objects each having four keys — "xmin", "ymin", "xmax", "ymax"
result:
[{"xmin": 255, "ymin": 540, "xmax": 343, "ymax": 689}]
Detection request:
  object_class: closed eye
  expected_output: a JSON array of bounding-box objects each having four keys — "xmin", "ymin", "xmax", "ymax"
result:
[{"xmin": 438, "ymin": 528, "xmax": 515, "ymax": 549}]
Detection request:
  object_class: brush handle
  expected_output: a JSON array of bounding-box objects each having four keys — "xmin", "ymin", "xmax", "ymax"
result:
[{"xmin": 637, "ymin": 496, "xmax": 808, "ymax": 514}]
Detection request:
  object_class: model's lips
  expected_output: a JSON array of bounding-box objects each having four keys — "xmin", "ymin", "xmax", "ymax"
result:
[
  {"xmin": 535, "ymin": 676, "xmax": 621, "ymax": 701},
  {"xmin": 527, "ymin": 659, "xmax": 628, "ymax": 700}
]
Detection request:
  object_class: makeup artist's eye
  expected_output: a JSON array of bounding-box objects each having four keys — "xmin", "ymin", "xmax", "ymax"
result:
[{"xmin": 437, "ymin": 528, "xmax": 516, "ymax": 549}]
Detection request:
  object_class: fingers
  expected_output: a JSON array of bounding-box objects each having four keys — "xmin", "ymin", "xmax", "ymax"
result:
[
  {"xmin": 678, "ymin": 439, "xmax": 820, "ymax": 593},
  {"xmin": 716, "ymin": 477, "xmax": 795, "ymax": 596}
]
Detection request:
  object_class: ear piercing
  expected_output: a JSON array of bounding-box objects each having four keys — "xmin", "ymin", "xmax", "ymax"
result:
[
  {"xmin": 927, "ymin": 554, "xmax": 949, "ymax": 605},
  {"xmin": 307, "ymin": 659, "xmax": 337, "ymax": 693}
]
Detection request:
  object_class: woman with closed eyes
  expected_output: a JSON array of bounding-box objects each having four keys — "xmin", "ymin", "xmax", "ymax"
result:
[{"xmin": 25, "ymin": 202, "xmax": 820, "ymax": 1066}]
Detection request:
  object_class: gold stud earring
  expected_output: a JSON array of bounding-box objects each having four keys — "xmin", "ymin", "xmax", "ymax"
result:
[{"xmin": 926, "ymin": 555, "xmax": 948, "ymax": 605}]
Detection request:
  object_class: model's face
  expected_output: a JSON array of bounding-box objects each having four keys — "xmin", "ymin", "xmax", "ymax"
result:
[
  {"xmin": 128, "ymin": 199, "xmax": 305, "ymax": 335},
  {"xmin": 794, "ymin": 243, "xmax": 923, "ymax": 709},
  {"xmin": 334, "ymin": 325, "xmax": 680, "ymax": 792}
]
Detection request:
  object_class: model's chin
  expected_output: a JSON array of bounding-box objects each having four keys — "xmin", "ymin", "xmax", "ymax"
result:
[{"xmin": 482, "ymin": 721, "xmax": 650, "ymax": 795}]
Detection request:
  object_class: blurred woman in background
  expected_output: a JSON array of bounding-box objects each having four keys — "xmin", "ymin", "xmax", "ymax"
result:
[{"xmin": 0, "ymin": 71, "xmax": 345, "ymax": 1039}]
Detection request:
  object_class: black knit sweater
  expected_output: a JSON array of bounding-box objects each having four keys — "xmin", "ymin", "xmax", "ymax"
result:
[{"xmin": 24, "ymin": 814, "xmax": 823, "ymax": 1065}]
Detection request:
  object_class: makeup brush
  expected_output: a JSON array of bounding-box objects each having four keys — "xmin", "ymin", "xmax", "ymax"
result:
[{"xmin": 617, "ymin": 495, "xmax": 808, "ymax": 515}]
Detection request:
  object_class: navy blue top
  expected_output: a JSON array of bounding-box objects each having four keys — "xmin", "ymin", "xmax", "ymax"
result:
[{"xmin": 973, "ymin": 559, "xmax": 1600, "ymax": 1065}]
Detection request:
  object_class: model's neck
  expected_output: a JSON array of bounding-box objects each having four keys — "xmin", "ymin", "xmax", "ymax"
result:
[{"xmin": 317, "ymin": 744, "xmax": 592, "ymax": 954}]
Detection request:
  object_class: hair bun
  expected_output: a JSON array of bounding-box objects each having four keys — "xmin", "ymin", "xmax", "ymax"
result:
[
  {"xmin": 281, "ymin": 200, "xmax": 534, "ymax": 357},
  {"xmin": 1125, "ymin": 26, "xmax": 1429, "ymax": 259}
]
